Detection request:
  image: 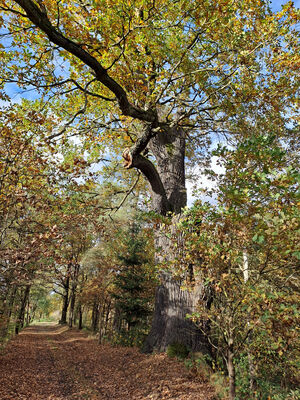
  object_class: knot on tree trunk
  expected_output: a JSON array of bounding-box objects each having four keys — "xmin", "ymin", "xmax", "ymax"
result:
[{"xmin": 123, "ymin": 148, "xmax": 133, "ymax": 169}]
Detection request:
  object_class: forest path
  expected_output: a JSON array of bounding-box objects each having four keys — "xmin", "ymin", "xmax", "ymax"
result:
[{"xmin": 0, "ymin": 324, "xmax": 215, "ymax": 400}]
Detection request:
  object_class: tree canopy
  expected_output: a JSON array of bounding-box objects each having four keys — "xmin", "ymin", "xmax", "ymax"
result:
[{"xmin": 0, "ymin": 1, "xmax": 299, "ymax": 399}]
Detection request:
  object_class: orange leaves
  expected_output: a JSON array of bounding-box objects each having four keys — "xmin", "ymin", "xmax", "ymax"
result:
[
  {"xmin": 0, "ymin": 324, "xmax": 216, "ymax": 399},
  {"xmin": 1, "ymin": 0, "xmax": 297, "ymax": 141}
]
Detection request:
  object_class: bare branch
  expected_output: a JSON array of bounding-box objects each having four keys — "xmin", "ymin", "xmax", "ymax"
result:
[{"xmin": 110, "ymin": 172, "xmax": 141, "ymax": 216}]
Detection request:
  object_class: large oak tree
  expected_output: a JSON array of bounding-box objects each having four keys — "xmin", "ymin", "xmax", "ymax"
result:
[{"xmin": 0, "ymin": 0, "xmax": 298, "ymax": 351}]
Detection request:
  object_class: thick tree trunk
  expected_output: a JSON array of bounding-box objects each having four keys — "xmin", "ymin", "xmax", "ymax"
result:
[
  {"xmin": 143, "ymin": 272, "xmax": 205, "ymax": 353},
  {"xmin": 149, "ymin": 126, "xmax": 186, "ymax": 214},
  {"xmin": 143, "ymin": 127, "xmax": 207, "ymax": 353}
]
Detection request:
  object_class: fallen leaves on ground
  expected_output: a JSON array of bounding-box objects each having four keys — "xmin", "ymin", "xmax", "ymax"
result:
[{"xmin": 0, "ymin": 324, "xmax": 216, "ymax": 399}]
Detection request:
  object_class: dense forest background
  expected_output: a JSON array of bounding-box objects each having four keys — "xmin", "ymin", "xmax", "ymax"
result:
[{"xmin": 0, "ymin": 1, "xmax": 299, "ymax": 399}]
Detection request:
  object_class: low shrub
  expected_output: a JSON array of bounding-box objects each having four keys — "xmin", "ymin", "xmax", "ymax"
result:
[{"xmin": 167, "ymin": 342, "xmax": 190, "ymax": 359}]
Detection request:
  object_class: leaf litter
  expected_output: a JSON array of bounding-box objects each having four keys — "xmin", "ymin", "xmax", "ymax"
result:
[{"xmin": 0, "ymin": 324, "xmax": 216, "ymax": 399}]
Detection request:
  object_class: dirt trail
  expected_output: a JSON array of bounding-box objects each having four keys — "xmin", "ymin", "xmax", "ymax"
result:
[{"xmin": 0, "ymin": 324, "xmax": 215, "ymax": 400}]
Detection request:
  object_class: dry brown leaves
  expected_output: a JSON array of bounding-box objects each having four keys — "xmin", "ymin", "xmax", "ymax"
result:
[{"xmin": 0, "ymin": 324, "xmax": 216, "ymax": 400}]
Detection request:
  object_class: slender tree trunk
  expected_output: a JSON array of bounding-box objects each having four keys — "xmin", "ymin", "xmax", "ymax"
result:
[
  {"xmin": 73, "ymin": 301, "xmax": 81, "ymax": 326},
  {"xmin": 227, "ymin": 344, "xmax": 236, "ymax": 400},
  {"xmin": 7, "ymin": 285, "xmax": 17, "ymax": 320},
  {"xmin": 241, "ymin": 251, "xmax": 257, "ymax": 391},
  {"xmin": 75, "ymin": 272, "xmax": 84, "ymax": 328},
  {"xmin": 60, "ymin": 278, "xmax": 70, "ymax": 325},
  {"xmin": 25, "ymin": 295, "xmax": 30, "ymax": 326},
  {"xmin": 99, "ymin": 299, "xmax": 111, "ymax": 343},
  {"xmin": 15, "ymin": 285, "xmax": 30, "ymax": 335},
  {"xmin": 31, "ymin": 304, "xmax": 37, "ymax": 323},
  {"xmin": 78, "ymin": 304, "xmax": 83, "ymax": 330},
  {"xmin": 60, "ymin": 291, "xmax": 69, "ymax": 324},
  {"xmin": 113, "ymin": 306, "xmax": 121, "ymax": 334},
  {"xmin": 104, "ymin": 300, "xmax": 111, "ymax": 337},
  {"xmin": 98, "ymin": 303, "xmax": 105, "ymax": 344},
  {"xmin": 68, "ymin": 290, "xmax": 76, "ymax": 328},
  {"xmin": 91, "ymin": 299, "xmax": 99, "ymax": 333},
  {"xmin": 69, "ymin": 264, "xmax": 80, "ymax": 328},
  {"xmin": 0, "ymin": 284, "xmax": 17, "ymax": 338}
]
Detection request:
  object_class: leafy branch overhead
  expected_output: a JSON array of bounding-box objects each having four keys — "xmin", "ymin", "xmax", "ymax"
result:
[
  {"xmin": 2, "ymin": 1, "xmax": 298, "ymax": 155},
  {"xmin": 0, "ymin": 2, "xmax": 299, "ymax": 399}
]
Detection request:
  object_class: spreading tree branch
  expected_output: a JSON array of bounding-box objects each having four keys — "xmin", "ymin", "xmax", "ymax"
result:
[
  {"xmin": 13, "ymin": 0, "xmax": 156, "ymax": 122},
  {"xmin": 122, "ymin": 123, "xmax": 171, "ymax": 214}
]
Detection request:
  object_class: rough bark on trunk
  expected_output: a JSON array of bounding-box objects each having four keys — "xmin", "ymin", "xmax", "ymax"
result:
[
  {"xmin": 148, "ymin": 126, "xmax": 186, "ymax": 214},
  {"xmin": 142, "ymin": 127, "xmax": 207, "ymax": 353},
  {"xmin": 143, "ymin": 271, "xmax": 205, "ymax": 353}
]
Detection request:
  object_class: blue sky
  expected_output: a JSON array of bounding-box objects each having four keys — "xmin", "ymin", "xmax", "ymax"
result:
[
  {"xmin": 271, "ymin": 0, "xmax": 300, "ymax": 11},
  {"xmin": 1, "ymin": 0, "xmax": 297, "ymax": 205},
  {"xmin": 1, "ymin": 0, "xmax": 298, "ymax": 103}
]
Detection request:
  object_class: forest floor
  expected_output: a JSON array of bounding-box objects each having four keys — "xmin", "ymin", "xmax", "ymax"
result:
[{"xmin": 0, "ymin": 324, "xmax": 216, "ymax": 400}]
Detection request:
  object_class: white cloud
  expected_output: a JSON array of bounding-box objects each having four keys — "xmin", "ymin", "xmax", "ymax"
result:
[{"xmin": 186, "ymin": 156, "xmax": 225, "ymax": 206}]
